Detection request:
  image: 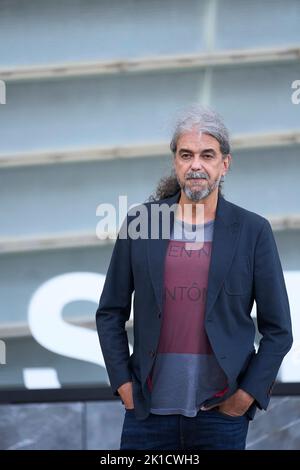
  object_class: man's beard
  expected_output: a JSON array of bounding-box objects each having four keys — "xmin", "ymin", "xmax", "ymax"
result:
[{"xmin": 178, "ymin": 171, "xmax": 221, "ymax": 202}]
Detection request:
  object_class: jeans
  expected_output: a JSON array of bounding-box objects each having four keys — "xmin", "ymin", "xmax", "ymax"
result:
[{"xmin": 120, "ymin": 408, "xmax": 249, "ymax": 450}]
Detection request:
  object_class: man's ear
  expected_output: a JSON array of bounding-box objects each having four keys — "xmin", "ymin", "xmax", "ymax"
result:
[{"xmin": 224, "ymin": 154, "xmax": 232, "ymax": 175}]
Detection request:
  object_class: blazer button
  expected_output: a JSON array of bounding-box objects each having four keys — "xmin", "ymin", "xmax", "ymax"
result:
[
  {"xmin": 158, "ymin": 312, "xmax": 161, "ymax": 319},
  {"xmin": 149, "ymin": 350, "xmax": 156, "ymax": 358}
]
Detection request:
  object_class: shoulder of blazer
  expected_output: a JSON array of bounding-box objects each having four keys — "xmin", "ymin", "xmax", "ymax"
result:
[
  {"xmin": 144, "ymin": 191, "xmax": 181, "ymax": 207},
  {"xmin": 126, "ymin": 191, "xmax": 181, "ymax": 219},
  {"xmin": 221, "ymin": 197, "xmax": 268, "ymax": 232}
]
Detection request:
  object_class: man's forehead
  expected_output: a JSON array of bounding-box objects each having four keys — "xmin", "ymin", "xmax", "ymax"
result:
[{"xmin": 177, "ymin": 131, "xmax": 220, "ymax": 150}]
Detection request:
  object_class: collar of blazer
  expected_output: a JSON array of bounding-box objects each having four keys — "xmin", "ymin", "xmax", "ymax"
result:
[{"xmin": 146, "ymin": 190, "xmax": 241, "ymax": 317}]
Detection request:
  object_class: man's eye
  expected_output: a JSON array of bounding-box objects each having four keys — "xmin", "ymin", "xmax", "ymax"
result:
[
  {"xmin": 181, "ymin": 154, "xmax": 191, "ymax": 159},
  {"xmin": 203, "ymin": 154, "xmax": 213, "ymax": 159}
]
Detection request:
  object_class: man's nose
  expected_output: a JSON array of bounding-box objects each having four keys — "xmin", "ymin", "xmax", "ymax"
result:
[{"xmin": 190, "ymin": 156, "xmax": 203, "ymax": 171}]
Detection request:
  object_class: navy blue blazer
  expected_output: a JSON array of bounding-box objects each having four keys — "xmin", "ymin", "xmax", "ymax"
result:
[{"xmin": 96, "ymin": 191, "xmax": 293, "ymax": 420}]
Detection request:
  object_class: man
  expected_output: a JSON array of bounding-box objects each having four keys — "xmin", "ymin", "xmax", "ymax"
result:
[{"xmin": 96, "ymin": 107, "xmax": 293, "ymax": 450}]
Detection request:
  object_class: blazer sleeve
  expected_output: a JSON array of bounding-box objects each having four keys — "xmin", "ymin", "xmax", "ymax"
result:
[
  {"xmin": 95, "ymin": 215, "xmax": 134, "ymax": 397},
  {"xmin": 239, "ymin": 219, "xmax": 293, "ymax": 409}
]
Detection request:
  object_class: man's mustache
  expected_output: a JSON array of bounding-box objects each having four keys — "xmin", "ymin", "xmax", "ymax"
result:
[{"xmin": 186, "ymin": 172, "xmax": 208, "ymax": 180}]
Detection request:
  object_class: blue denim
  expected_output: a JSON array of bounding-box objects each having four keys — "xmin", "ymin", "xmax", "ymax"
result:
[{"xmin": 120, "ymin": 408, "xmax": 249, "ymax": 450}]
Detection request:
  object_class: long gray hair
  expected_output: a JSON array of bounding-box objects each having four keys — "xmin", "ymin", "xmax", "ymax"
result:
[{"xmin": 149, "ymin": 106, "xmax": 231, "ymax": 201}]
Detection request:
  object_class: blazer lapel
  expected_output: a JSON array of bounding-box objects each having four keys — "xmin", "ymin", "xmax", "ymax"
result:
[
  {"xmin": 146, "ymin": 191, "xmax": 180, "ymax": 313},
  {"xmin": 205, "ymin": 195, "xmax": 240, "ymax": 319}
]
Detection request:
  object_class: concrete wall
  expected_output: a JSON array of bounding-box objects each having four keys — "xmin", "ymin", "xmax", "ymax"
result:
[{"xmin": 0, "ymin": 397, "xmax": 299, "ymax": 450}]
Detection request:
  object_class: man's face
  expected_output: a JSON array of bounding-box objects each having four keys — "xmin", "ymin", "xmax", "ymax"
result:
[{"xmin": 173, "ymin": 129, "xmax": 231, "ymax": 202}]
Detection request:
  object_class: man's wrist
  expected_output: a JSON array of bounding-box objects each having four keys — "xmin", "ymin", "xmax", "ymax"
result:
[
  {"xmin": 118, "ymin": 381, "xmax": 134, "ymax": 408},
  {"xmin": 237, "ymin": 388, "xmax": 255, "ymax": 407}
]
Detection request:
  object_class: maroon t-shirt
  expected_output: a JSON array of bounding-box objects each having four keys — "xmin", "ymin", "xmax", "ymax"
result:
[{"xmin": 149, "ymin": 218, "xmax": 228, "ymax": 417}]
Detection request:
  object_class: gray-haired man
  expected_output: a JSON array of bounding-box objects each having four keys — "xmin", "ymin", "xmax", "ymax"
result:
[{"xmin": 96, "ymin": 106, "xmax": 292, "ymax": 450}]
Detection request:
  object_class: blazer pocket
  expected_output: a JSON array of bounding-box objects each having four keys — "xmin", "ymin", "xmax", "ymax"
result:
[{"xmin": 224, "ymin": 255, "xmax": 252, "ymax": 296}]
